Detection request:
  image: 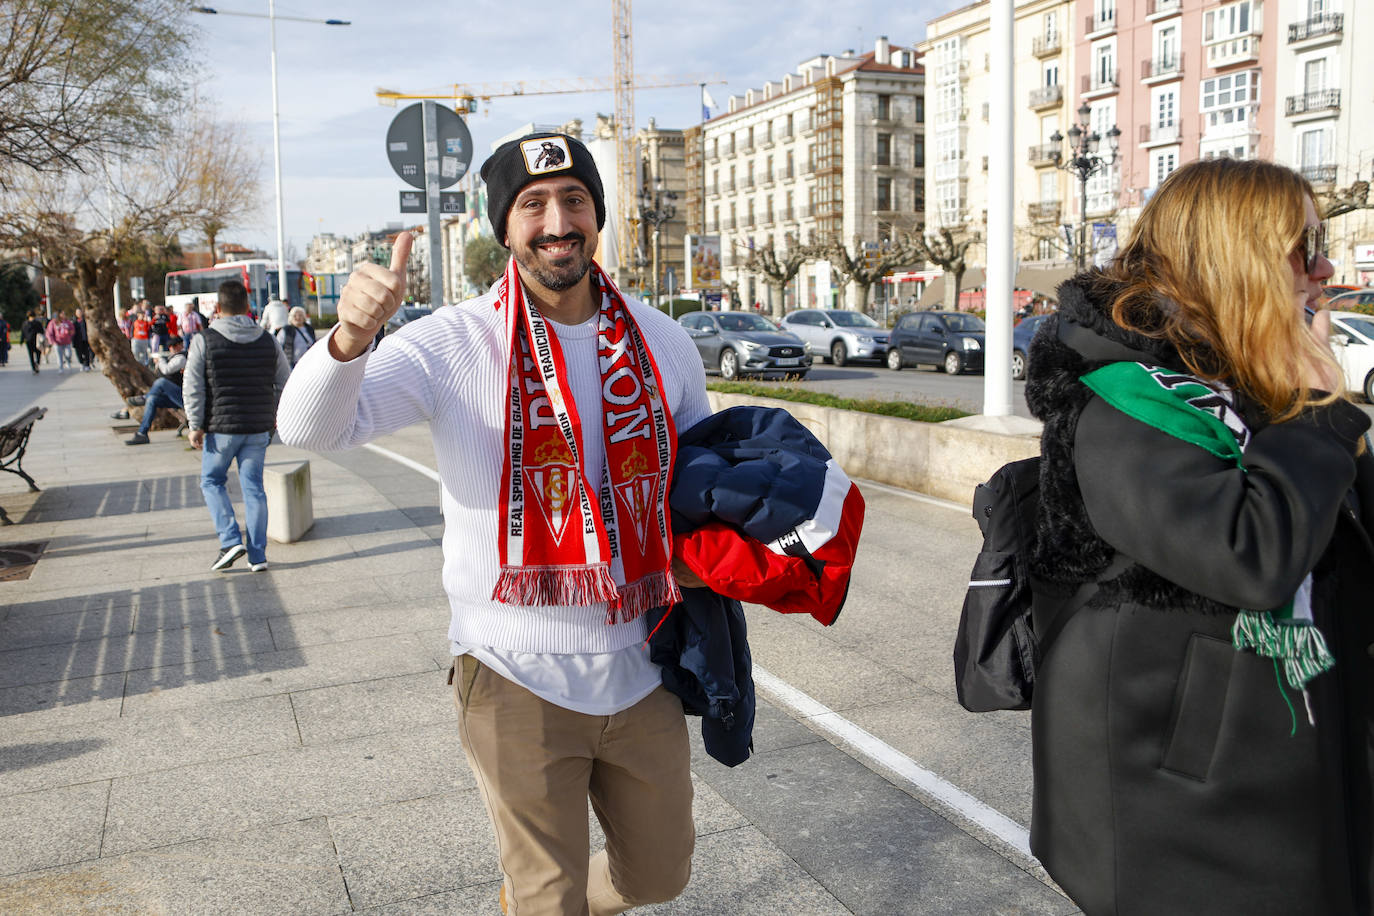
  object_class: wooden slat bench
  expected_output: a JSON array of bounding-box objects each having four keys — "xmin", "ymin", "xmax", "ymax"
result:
[{"xmin": 0, "ymin": 407, "xmax": 48, "ymax": 491}]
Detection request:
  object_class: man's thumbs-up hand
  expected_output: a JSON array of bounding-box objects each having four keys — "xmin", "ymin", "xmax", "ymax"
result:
[{"xmin": 329, "ymin": 230, "xmax": 413, "ymax": 362}]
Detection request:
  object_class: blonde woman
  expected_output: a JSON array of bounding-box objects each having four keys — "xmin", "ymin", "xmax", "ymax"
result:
[{"xmin": 1025, "ymin": 158, "xmax": 1374, "ymax": 915}]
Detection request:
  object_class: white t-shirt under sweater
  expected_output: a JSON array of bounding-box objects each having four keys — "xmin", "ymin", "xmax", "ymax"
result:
[{"xmin": 276, "ymin": 284, "xmax": 712, "ymax": 714}]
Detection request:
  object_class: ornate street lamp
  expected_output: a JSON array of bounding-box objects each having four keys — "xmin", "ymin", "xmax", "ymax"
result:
[
  {"xmin": 1050, "ymin": 102, "xmax": 1120, "ymax": 270},
  {"xmin": 638, "ymin": 177, "xmax": 677, "ymax": 310}
]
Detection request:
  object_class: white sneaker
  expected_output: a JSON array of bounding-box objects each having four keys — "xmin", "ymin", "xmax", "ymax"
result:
[
  {"xmin": 211, "ymin": 544, "xmax": 247, "ymax": 571},
  {"xmin": 250, "ymin": 561, "xmax": 269, "ymax": 572}
]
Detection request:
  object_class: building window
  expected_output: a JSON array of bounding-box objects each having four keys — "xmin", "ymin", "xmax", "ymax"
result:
[
  {"xmin": 1300, "ymin": 127, "xmax": 1330, "ymax": 170},
  {"xmin": 1093, "ymin": 40, "xmax": 1116, "ymax": 88},
  {"xmin": 877, "ymin": 177, "xmax": 893, "ymax": 211},
  {"xmin": 1200, "ymin": 69, "xmax": 1259, "ymax": 129},
  {"xmin": 916, "ymin": 95, "xmax": 925, "ymax": 122},
  {"xmin": 1043, "ymin": 60, "xmax": 1060, "ymax": 87},
  {"xmin": 877, "ymin": 94, "xmax": 891, "ymax": 120},
  {"xmin": 1204, "ymin": 1, "xmax": 1252, "ymax": 42},
  {"xmin": 876, "ymin": 133, "xmax": 892, "ymax": 166},
  {"xmin": 1151, "ymin": 149, "xmax": 1178, "ymax": 188},
  {"xmin": 911, "ymin": 180, "xmax": 924, "ymax": 213},
  {"xmin": 1304, "ymin": 57, "xmax": 1328, "ymax": 94},
  {"xmin": 763, "ymin": 121, "xmax": 772, "ymax": 143},
  {"xmin": 785, "ymin": 113, "xmax": 794, "ymax": 137},
  {"xmin": 712, "ymin": 205, "xmax": 719, "ymax": 229},
  {"xmin": 914, "ymin": 136, "xmax": 925, "ymax": 168}
]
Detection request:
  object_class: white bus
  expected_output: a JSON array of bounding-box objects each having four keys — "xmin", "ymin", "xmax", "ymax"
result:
[{"xmin": 165, "ymin": 260, "xmax": 311, "ymax": 319}]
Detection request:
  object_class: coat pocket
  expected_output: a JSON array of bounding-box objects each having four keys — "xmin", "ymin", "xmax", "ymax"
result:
[{"xmin": 1160, "ymin": 633, "xmax": 1234, "ymax": 780}]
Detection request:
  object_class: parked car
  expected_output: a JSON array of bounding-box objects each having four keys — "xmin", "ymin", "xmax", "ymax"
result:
[
  {"xmin": 1325, "ymin": 289, "xmax": 1374, "ymax": 311},
  {"xmin": 1322, "ymin": 284, "xmax": 1364, "ymax": 303},
  {"xmin": 386, "ymin": 305, "xmax": 433, "ymax": 331},
  {"xmin": 886, "ymin": 310, "xmax": 986, "ymax": 375},
  {"xmin": 1329, "ymin": 309, "xmax": 1374, "ymax": 402},
  {"xmin": 778, "ymin": 308, "xmax": 888, "ymax": 367},
  {"xmin": 678, "ymin": 310, "xmax": 811, "ymax": 380},
  {"xmin": 1011, "ymin": 313, "xmax": 1051, "ymax": 380}
]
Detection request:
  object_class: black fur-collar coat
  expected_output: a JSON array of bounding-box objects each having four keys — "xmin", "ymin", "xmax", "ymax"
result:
[{"xmin": 1023, "ymin": 272, "xmax": 1374, "ymax": 916}]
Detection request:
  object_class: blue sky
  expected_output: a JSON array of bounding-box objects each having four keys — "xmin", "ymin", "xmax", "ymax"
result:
[{"xmin": 190, "ymin": 0, "xmax": 949, "ymax": 258}]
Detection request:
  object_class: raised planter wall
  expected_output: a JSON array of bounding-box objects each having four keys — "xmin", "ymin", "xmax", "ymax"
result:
[{"xmin": 705, "ymin": 392, "xmax": 1042, "ymax": 505}]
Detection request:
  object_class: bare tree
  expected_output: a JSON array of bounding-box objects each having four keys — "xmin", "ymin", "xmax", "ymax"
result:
[
  {"xmin": 819, "ymin": 233, "xmax": 922, "ymax": 314},
  {"xmin": 186, "ymin": 116, "xmax": 264, "ymax": 260},
  {"xmin": 913, "ymin": 226, "xmax": 980, "ymax": 310},
  {"xmin": 740, "ymin": 235, "xmax": 816, "ymax": 320},
  {"xmin": 0, "ymin": 117, "xmax": 262, "ymax": 405},
  {"xmin": 0, "ymin": 0, "xmax": 194, "ymax": 186},
  {"xmin": 1317, "ymin": 181, "xmax": 1370, "ymax": 221}
]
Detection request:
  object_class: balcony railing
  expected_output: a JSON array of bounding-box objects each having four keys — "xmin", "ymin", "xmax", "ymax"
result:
[
  {"xmin": 742, "ymin": 176, "xmax": 755, "ymax": 189},
  {"xmin": 1028, "ymin": 143, "xmax": 1059, "ymax": 165},
  {"xmin": 1301, "ymin": 164, "xmax": 1337, "ymax": 185},
  {"xmin": 1083, "ymin": 70, "xmax": 1120, "ymax": 94},
  {"xmin": 1147, "ymin": 0, "xmax": 1181, "ymax": 16},
  {"xmin": 779, "ymin": 207, "xmax": 793, "ymax": 221},
  {"xmin": 776, "ymin": 167, "xmax": 794, "ymax": 181},
  {"xmin": 1286, "ymin": 88, "xmax": 1341, "ymax": 116},
  {"xmin": 1085, "ymin": 11, "xmax": 1115, "ymax": 35},
  {"xmin": 1139, "ymin": 122, "xmax": 1180, "ymax": 144},
  {"xmin": 1028, "ymin": 201, "xmax": 1061, "ymax": 222},
  {"xmin": 1288, "ymin": 13, "xmax": 1343, "ymax": 43},
  {"xmin": 1141, "ymin": 53, "xmax": 1183, "ymax": 81},
  {"xmin": 1032, "ymin": 34, "xmax": 1061, "ymax": 57},
  {"xmin": 724, "ymin": 180, "xmax": 735, "ymax": 192},
  {"xmin": 1029, "ymin": 84, "xmax": 1063, "ymax": 108}
]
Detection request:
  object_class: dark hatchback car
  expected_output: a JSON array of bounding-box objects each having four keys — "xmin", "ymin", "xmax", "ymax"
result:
[
  {"xmin": 886, "ymin": 310, "xmax": 987, "ymax": 375},
  {"xmin": 1012, "ymin": 313, "xmax": 1051, "ymax": 380},
  {"xmin": 679, "ymin": 310, "xmax": 811, "ymax": 380}
]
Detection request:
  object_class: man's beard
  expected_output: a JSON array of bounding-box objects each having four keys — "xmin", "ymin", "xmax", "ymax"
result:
[{"xmin": 512, "ymin": 232, "xmax": 592, "ymax": 292}]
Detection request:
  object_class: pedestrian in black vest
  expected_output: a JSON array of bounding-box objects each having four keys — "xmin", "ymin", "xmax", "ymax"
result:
[
  {"xmin": 20, "ymin": 310, "xmax": 45, "ymax": 374},
  {"xmin": 183, "ymin": 280, "xmax": 291, "ymax": 572}
]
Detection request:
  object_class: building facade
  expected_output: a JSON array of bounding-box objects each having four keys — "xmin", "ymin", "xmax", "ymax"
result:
[
  {"xmin": 919, "ymin": 0, "xmax": 1080, "ymax": 270},
  {"xmin": 695, "ymin": 38, "xmax": 925, "ymax": 310}
]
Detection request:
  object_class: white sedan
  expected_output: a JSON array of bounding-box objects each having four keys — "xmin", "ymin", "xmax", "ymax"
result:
[{"xmin": 1329, "ymin": 310, "xmax": 1374, "ymax": 402}]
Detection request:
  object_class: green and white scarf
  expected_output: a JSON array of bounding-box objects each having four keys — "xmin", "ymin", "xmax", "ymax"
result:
[{"xmin": 1081, "ymin": 362, "xmax": 1334, "ymax": 724}]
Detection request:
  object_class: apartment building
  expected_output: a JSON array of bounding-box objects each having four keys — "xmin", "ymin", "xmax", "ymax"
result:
[
  {"xmin": 635, "ymin": 119, "xmax": 688, "ymax": 304},
  {"xmin": 695, "ymin": 37, "xmax": 925, "ymax": 310},
  {"xmin": 919, "ymin": 0, "xmax": 1080, "ymax": 268}
]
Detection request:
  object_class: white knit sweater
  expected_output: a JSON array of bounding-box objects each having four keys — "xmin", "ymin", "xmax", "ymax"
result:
[{"xmin": 276, "ymin": 287, "xmax": 711, "ymax": 654}]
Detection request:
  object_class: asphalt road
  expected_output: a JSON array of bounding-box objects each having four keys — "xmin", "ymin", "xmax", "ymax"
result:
[{"xmin": 732, "ymin": 359, "xmax": 1036, "ymax": 419}]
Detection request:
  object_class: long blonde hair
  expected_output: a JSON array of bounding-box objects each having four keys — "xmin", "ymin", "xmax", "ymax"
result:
[{"xmin": 1101, "ymin": 158, "xmax": 1339, "ymax": 420}]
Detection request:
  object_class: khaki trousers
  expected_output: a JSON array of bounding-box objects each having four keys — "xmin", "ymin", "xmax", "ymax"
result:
[{"xmin": 452, "ymin": 655, "xmax": 695, "ymax": 916}]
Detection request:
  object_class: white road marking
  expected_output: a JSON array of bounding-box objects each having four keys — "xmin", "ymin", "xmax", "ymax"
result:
[
  {"xmin": 854, "ymin": 478, "xmax": 971, "ymax": 513},
  {"xmin": 360, "ymin": 442, "xmax": 1036, "ymax": 865}
]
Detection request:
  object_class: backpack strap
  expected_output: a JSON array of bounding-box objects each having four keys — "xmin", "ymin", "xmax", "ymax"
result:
[{"xmin": 1032, "ymin": 551, "xmax": 1132, "ymax": 661}]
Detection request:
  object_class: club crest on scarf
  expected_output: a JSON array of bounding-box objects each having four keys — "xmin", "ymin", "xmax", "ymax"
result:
[{"xmin": 493, "ymin": 256, "xmax": 681, "ymax": 623}]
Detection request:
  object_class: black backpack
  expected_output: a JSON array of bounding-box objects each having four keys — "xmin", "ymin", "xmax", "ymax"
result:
[{"xmin": 953, "ymin": 457, "xmax": 1124, "ymax": 712}]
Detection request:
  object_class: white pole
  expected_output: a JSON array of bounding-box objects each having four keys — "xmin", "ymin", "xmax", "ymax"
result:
[
  {"xmin": 984, "ymin": 0, "xmax": 1016, "ymax": 417},
  {"xmin": 268, "ymin": 0, "xmax": 289, "ymax": 307}
]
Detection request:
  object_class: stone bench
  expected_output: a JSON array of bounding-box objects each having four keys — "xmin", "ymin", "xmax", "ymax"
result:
[{"xmin": 263, "ymin": 460, "xmax": 314, "ymax": 543}]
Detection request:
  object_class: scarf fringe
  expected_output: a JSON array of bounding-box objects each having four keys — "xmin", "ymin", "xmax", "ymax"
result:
[
  {"xmin": 1232, "ymin": 610, "xmax": 1335, "ymax": 692},
  {"xmin": 494, "ymin": 564, "xmax": 619, "ymax": 608},
  {"xmin": 606, "ymin": 572, "xmax": 682, "ymax": 625}
]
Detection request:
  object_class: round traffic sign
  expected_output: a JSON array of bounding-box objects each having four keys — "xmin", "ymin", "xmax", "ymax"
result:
[{"xmin": 385, "ymin": 103, "xmax": 473, "ymax": 190}]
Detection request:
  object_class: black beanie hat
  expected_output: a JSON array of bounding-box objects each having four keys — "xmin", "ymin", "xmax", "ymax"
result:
[{"xmin": 480, "ymin": 132, "xmax": 606, "ymax": 247}]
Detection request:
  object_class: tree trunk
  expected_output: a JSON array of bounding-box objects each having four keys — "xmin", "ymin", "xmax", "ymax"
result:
[
  {"xmin": 768, "ymin": 280, "xmax": 786, "ymax": 320},
  {"xmin": 74, "ymin": 258, "xmax": 178, "ymax": 428},
  {"xmin": 855, "ymin": 281, "xmax": 873, "ymax": 313},
  {"xmin": 950, "ymin": 268, "xmax": 966, "ymax": 311}
]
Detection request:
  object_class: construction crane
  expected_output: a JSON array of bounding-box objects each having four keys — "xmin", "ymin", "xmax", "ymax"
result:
[
  {"xmin": 373, "ymin": 74, "xmax": 719, "ymax": 109},
  {"xmin": 612, "ymin": 0, "xmax": 635, "ymax": 281}
]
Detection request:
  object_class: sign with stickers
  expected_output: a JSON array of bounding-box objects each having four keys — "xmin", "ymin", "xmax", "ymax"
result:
[{"xmin": 385, "ymin": 103, "xmax": 473, "ymax": 191}]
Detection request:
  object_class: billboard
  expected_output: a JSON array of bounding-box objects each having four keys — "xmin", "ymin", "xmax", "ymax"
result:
[{"xmin": 685, "ymin": 234, "xmax": 721, "ymax": 289}]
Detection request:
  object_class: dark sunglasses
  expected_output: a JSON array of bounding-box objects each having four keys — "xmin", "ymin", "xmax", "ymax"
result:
[{"xmin": 1298, "ymin": 224, "xmax": 1327, "ymax": 275}]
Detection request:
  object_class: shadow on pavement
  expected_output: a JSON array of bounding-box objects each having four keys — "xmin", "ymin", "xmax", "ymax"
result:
[{"xmin": 0, "ymin": 739, "xmax": 106, "ymax": 773}]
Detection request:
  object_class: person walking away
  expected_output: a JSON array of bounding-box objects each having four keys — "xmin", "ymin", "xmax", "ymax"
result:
[
  {"xmin": 1024, "ymin": 157, "xmax": 1374, "ymax": 915},
  {"xmin": 276, "ymin": 306, "xmax": 317, "ymax": 369},
  {"xmin": 21, "ymin": 310, "xmax": 44, "ymax": 374},
  {"xmin": 125, "ymin": 337, "xmax": 188, "ymax": 445},
  {"xmin": 183, "ymin": 280, "xmax": 290, "ymax": 572},
  {"xmin": 72, "ymin": 309, "xmax": 93, "ymax": 371},
  {"xmin": 180, "ymin": 298, "xmax": 204, "ymax": 348},
  {"xmin": 149, "ymin": 304, "xmax": 172, "ymax": 353},
  {"xmin": 130, "ymin": 306, "xmax": 152, "ymax": 365},
  {"xmin": 45, "ymin": 310, "xmax": 75, "ymax": 372},
  {"xmin": 0, "ymin": 315, "xmax": 10, "ymax": 366},
  {"xmin": 259, "ymin": 298, "xmax": 289, "ymax": 335},
  {"xmin": 278, "ymin": 132, "xmax": 708, "ymax": 915}
]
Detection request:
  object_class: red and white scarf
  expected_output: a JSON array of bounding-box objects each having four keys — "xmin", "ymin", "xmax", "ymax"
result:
[{"xmin": 492, "ymin": 256, "xmax": 680, "ymax": 623}]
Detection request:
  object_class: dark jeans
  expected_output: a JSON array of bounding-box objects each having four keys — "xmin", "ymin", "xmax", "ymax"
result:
[
  {"xmin": 26, "ymin": 343, "xmax": 40, "ymax": 371},
  {"xmin": 76, "ymin": 341, "xmax": 93, "ymax": 368},
  {"xmin": 137, "ymin": 377, "xmax": 185, "ymax": 436}
]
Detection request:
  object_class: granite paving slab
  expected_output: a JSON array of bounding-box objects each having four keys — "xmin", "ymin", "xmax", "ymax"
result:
[{"xmin": 0, "ymin": 781, "xmax": 110, "ymax": 876}]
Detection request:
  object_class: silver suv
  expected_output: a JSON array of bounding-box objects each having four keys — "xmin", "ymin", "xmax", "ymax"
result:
[{"xmin": 778, "ymin": 309, "xmax": 889, "ymax": 367}]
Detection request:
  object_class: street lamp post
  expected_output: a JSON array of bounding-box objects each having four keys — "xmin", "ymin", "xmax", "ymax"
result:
[
  {"xmin": 191, "ymin": 6, "xmax": 349, "ymax": 303},
  {"xmin": 638, "ymin": 177, "xmax": 677, "ymax": 312},
  {"xmin": 1050, "ymin": 102, "xmax": 1120, "ymax": 270}
]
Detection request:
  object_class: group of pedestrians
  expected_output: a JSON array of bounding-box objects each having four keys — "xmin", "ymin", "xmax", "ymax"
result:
[{"xmin": 9, "ymin": 308, "xmax": 94, "ymax": 374}]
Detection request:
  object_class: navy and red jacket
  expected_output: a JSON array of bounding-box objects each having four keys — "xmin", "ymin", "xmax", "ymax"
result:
[{"xmin": 649, "ymin": 406, "xmax": 866, "ymax": 766}]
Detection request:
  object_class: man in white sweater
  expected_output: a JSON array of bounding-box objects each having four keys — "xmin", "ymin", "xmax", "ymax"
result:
[{"xmin": 278, "ymin": 132, "xmax": 710, "ymax": 915}]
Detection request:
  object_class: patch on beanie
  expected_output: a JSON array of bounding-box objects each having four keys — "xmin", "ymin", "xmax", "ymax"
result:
[{"xmin": 521, "ymin": 137, "xmax": 573, "ymax": 175}]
